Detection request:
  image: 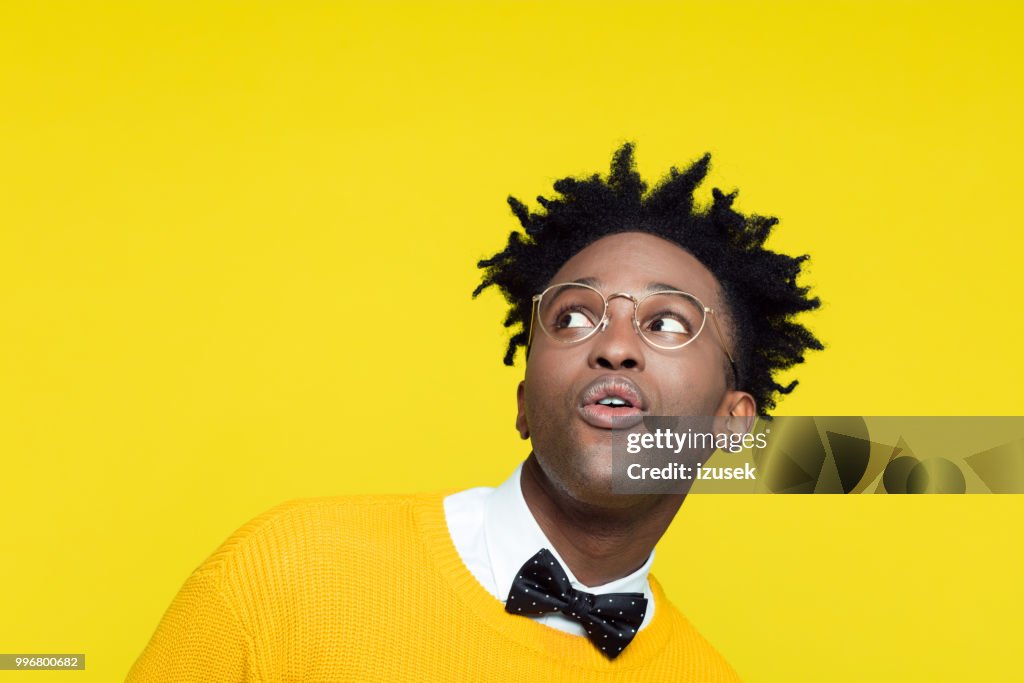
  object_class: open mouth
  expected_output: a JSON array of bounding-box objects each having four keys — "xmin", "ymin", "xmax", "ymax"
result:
[
  {"xmin": 578, "ymin": 377, "xmax": 648, "ymax": 429},
  {"xmin": 597, "ymin": 397, "xmax": 633, "ymax": 408}
]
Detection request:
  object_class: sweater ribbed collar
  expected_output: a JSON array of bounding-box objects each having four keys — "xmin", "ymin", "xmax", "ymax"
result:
[{"xmin": 412, "ymin": 490, "xmax": 679, "ymax": 670}]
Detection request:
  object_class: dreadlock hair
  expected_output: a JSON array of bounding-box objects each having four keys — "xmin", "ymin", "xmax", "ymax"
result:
[{"xmin": 472, "ymin": 143, "xmax": 823, "ymax": 417}]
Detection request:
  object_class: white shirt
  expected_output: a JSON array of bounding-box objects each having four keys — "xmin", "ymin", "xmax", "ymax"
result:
[{"xmin": 443, "ymin": 461, "xmax": 655, "ymax": 636}]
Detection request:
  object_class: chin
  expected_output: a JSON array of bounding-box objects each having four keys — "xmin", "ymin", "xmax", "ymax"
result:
[
  {"xmin": 563, "ymin": 448, "xmax": 633, "ymax": 509},
  {"xmin": 531, "ymin": 424, "xmax": 632, "ymax": 507}
]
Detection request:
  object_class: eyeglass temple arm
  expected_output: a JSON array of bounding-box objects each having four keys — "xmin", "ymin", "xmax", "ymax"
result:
[
  {"xmin": 707, "ymin": 308, "xmax": 740, "ymax": 388},
  {"xmin": 526, "ymin": 296, "xmax": 540, "ymax": 354}
]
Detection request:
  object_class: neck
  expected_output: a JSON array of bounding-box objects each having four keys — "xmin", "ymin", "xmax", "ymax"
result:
[{"xmin": 518, "ymin": 453, "xmax": 685, "ymax": 587}]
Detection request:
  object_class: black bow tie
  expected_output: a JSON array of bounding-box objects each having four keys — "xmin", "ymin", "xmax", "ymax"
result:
[{"xmin": 504, "ymin": 548, "xmax": 648, "ymax": 660}]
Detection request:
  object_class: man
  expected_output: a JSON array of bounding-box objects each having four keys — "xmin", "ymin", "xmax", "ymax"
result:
[{"xmin": 126, "ymin": 144, "xmax": 822, "ymax": 681}]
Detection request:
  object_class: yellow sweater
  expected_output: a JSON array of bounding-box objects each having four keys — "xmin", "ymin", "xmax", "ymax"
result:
[{"xmin": 127, "ymin": 493, "xmax": 741, "ymax": 682}]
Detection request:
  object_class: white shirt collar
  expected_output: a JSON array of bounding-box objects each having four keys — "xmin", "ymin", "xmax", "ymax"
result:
[{"xmin": 484, "ymin": 461, "xmax": 654, "ymax": 601}]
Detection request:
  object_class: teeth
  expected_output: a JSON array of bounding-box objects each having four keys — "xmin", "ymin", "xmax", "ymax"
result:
[{"xmin": 598, "ymin": 397, "xmax": 629, "ymax": 407}]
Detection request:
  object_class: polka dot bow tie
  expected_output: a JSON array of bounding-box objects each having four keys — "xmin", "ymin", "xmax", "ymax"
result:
[{"xmin": 504, "ymin": 548, "xmax": 648, "ymax": 660}]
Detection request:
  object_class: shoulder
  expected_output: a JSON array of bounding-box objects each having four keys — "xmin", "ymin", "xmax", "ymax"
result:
[
  {"xmin": 197, "ymin": 492, "xmax": 449, "ymax": 577},
  {"xmin": 648, "ymin": 574, "xmax": 743, "ymax": 682}
]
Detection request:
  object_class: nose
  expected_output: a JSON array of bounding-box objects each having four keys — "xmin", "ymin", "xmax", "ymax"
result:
[{"xmin": 587, "ymin": 295, "xmax": 646, "ymax": 371}]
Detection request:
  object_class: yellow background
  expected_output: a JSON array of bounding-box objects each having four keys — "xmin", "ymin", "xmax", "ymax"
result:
[{"xmin": 2, "ymin": 1, "xmax": 1022, "ymax": 680}]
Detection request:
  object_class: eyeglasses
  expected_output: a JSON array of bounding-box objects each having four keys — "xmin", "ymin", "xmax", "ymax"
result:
[{"xmin": 527, "ymin": 282, "xmax": 740, "ymax": 386}]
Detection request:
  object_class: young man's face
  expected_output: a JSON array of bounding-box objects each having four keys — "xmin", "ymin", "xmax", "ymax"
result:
[{"xmin": 516, "ymin": 232, "xmax": 755, "ymax": 508}]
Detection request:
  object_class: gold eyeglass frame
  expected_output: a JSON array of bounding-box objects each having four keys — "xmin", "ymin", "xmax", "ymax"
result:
[{"xmin": 527, "ymin": 282, "xmax": 740, "ymax": 385}]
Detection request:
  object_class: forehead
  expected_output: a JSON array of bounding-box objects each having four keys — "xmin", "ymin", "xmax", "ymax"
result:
[{"xmin": 548, "ymin": 232, "xmax": 723, "ymax": 305}]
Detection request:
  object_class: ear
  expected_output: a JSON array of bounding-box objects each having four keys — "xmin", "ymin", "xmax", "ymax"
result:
[
  {"xmin": 515, "ymin": 381, "xmax": 530, "ymax": 440},
  {"xmin": 716, "ymin": 390, "xmax": 756, "ymax": 435}
]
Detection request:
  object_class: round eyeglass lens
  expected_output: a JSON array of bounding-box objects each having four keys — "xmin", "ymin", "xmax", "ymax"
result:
[
  {"xmin": 635, "ymin": 292, "xmax": 707, "ymax": 349},
  {"xmin": 537, "ymin": 284, "xmax": 606, "ymax": 342}
]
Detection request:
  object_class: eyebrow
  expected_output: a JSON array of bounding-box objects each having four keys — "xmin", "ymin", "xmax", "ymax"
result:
[{"xmin": 568, "ymin": 277, "xmax": 690, "ymax": 295}]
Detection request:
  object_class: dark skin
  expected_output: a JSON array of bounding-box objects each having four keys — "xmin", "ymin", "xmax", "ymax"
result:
[{"xmin": 515, "ymin": 232, "xmax": 756, "ymax": 586}]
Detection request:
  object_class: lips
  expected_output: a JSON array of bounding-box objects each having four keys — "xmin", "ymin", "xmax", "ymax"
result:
[{"xmin": 577, "ymin": 376, "xmax": 648, "ymax": 430}]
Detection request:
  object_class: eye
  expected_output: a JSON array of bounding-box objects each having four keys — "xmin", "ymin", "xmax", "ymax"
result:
[
  {"xmin": 647, "ymin": 315, "xmax": 690, "ymax": 335},
  {"xmin": 555, "ymin": 307, "xmax": 598, "ymax": 329}
]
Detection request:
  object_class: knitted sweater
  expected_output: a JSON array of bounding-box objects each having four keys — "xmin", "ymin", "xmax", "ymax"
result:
[{"xmin": 126, "ymin": 493, "xmax": 741, "ymax": 682}]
